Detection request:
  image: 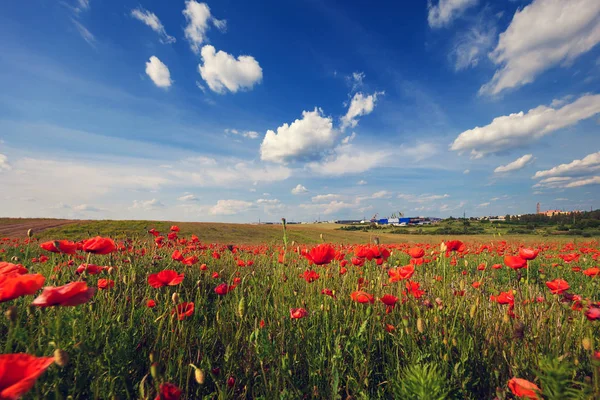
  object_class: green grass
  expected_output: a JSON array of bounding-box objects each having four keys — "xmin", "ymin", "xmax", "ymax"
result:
[{"xmin": 1, "ymin": 226, "xmax": 599, "ymax": 398}]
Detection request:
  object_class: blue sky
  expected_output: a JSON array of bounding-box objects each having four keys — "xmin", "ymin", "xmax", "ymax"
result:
[{"xmin": 0, "ymin": 0, "xmax": 599, "ymax": 222}]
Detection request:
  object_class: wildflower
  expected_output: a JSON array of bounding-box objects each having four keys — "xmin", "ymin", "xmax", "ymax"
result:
[
  {"xmin": 40, "ymin": 240, "xmax": 78, "ymax": 255},
  {"xmin": 405, "ymin": 281, "xmax": 425, "ymax": 299},
  {"xmin": 172, "ymin": 302, "xmax": 194, "ymax": 321},
  {"xmin": 350, "ymin": 290, "xmax": 374, "ymax": 304},
  {"xmin": 156, "ymin": 382, "xmax": 182, "ymax": 400},
  {"xmin": 171, "ymin": 250, "xmax": 184, "ymax": 262},
  {"xmin": 545, "ymin": 279, "xmax": 569, "ymax": 295},
  {"xmin": 146, "ymin": 299, "xmax": 156, "ymax": 308},
  {"xmin": 31, "ymin": 282, "xmax": 96, "ymax": 307},
  {"xmin": 409, "ymin": 247, "xmax": 425, "ymax": 259},
  {"xmin": 214, "ymin": 283, "xmax": 230, "ymax": 296},
  {"xmin": 504, "ymin": 255, "xmax": 528, "ymax": 270},
  {"xmin": 304, "ymin": 244, "xmax": 336, "ymax": 265},
  {"xmin": 0, "ymin": 353, "xmax": 55, "ymax": 399},
  {"xmin": 519, "ymin": 248, "xmax": 539, "ymax": 260},
  {"xmin": 321, "ymin": 288, "xmax": 336, "ymax": 298},
  {"xmin": 82, "ymin": 236, "xmax": 116, "ymax": 255},
  {"xmin": 583, "ymin": 267, "xmax": 600, "ymax": 277},
  {"xmin": 507, "ymin": 377, "xmax": 541, "ymax": 399},
  {"xmin": 0, "ymin": 273, "xmax": 45, "ymax": 303},
  {"xmin": 170, "ymin": 225, "xmax": 180, "ymax": 232},
  {"xmin": 148, "ymin": 270, "xmax": 185, "ymax": 288},
  {"xmin": 388, "ymin": 264, "xmax": 414, "ymax": 283},
  {"xmin": 301, "ymin": 269, "xmax": 320, "ymax": 283},
  {"xmin": 290, "ymin": 308, "xmax": 308, "ymax": 319},
  {"xmin": 97, "ymin": 279, "xmax": 115, "ymax": 290},
  {"xmin": 585, "ymin": 306, "xmax": 600, "ymax": 321}
]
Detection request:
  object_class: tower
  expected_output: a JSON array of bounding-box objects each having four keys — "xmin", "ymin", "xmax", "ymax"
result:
[{"xmin": 536, "ymin": 202, "xmax": 540, "ymax": 214}]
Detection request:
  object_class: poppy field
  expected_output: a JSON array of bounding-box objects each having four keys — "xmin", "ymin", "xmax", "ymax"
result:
[{"xmin": 1, "ymin": 225, "xmax": 600, "ymax": 399}]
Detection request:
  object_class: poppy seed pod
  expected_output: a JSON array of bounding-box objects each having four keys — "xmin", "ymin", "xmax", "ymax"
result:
[
  {"xmin": 54, "ymin": 349, "xmax": 69, "ymax": 367},
  {"xmin": 172, "ymin": 292, "xmax": 179, "ymax": 304},
  {"xmin": 27, "ymin": 229, "xmax": 33, "ymax": 237},
  {"xmin": 582, "ymin": 338, "xmax": 592, "ymax": 351},
  {"xmin": 189, "ymin": 364, "xmax": 205, "ymax": 384},
  {"xmin": 5, "ymin": 305, "xmax": 18, "ymax": 323},
  {"xmin": 417, "ymin": 318, "xmax": 424, "ymax": 333}
]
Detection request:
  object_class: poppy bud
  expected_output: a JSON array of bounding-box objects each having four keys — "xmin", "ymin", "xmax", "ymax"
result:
[
  {"xmin": 440, "ymin": 242, "xmax": 447, "ymax": 252},
  {"xmin": 227, "ymin": 376, "xmax": 235, "ymax": 388},
  {"xmin": 107, "ymin": 267, "xmax": 115, "ymax": 275},
  {"xmin": 149, "ymin": 352, "xmax": 155, "ymax": 363},
  {"xmin": 237, "ymin": 297, "xmax": 246, "ymax": 319},
  {"xmin": 11, "ymin": 256, "xmax": 19, "ymax": 262},
  {"xmin": 319, "ymin": 233, "xmax": 324, "ymax": 242},
  {"xmin": 470, "ymin": 304, "xmax": 477, "ymax": 318},
  {"xmin": 172, "ymin": 292, "xmax": 179, "ymax": 304},
  {"xmin": 402, "ymin": 317, "xmax": 409, "ymax": 327},
  {"xmin": 189, "ymin": 364, "xmax": 205, "ymax": 384},
  {"xmin": 582, "ymin": 338, "xmax": 592, "ymax": 351},
  {"xmin": 150, "ymin": 362, "xmax": 159, "ymax": 380},
  {"xmin": 54, "ymin": 349, "xmax": 69, "ymax": 367},
  {"xmin": 27, "ymin": 228, "xmax": 33, "ymax": 237},
  {"xmin": 416, "ymin": 318, "xmax": 424, "ymax": 333},
  {"xmin": 452, "ymin": 338, "xmax": 457, "ymax": 347},
  {"xmin": 4, "ymin": 305, "xmax": 17, "ymax": 323}
]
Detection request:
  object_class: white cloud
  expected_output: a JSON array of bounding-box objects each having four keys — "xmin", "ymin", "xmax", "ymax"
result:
[
  {"xmin": 347, "ymin": 71, "xmax": 365, "ymax": 92},
  {"xmin": 451, "ymin": 22, "xmax": 495, "ymax": 71},
  {"xmin": 210, "ymin": 199, "xmax": 253, "ymax": 215},
  {"xmin": 261, "ymin": 108, "xmax": 336, "ymax": 164},
  {"xmin": 477, "ymin": 202, "xmax": 490, "ymax": 207},
  {"xmin": 371, "ymin": 190, "xmax": 391, "ymax": 199},
  {"xmin": 178, "ymin": 194, "xmax": 198, "ymax": 202},
  {"xmin": 300, "ymin": 200, "xmax": 357, "ymax": 216},
  {"xmin": 533, "ymin": 176, "xmax": 600, "ymax": 189},
  {"xmin": 198, "ymin": 45, "xmax": 262, "ymax": 94},
  {"xmin": 340, "ymin": 91, "xmax": 382, "ymax": 131},
  {"xmin": 256, "ymin": 198, "xmax": 280, "ymax": 205},
  {"xmin": 428, "ymin": 0, "xmax": 478, "ymax": 28},
  {"xmin": 243, "ymin": 131, "xmax": 259, "ymax": 139},
  {"xmin": 341, "ymin": 132, "xmax": 356, "ymax": 145},
  {"xmin": 463, "ymin": 169, "xmax": 470, "ymax": 174},
  {"xmin": 291, "ymin": 184, "xmax": 308, "ymax": 195},
  {"xmin": 398, "ymin": 142, "xmax": 439, "ymax": 162},
  {"xmin": 131, "ymin": 199, "xmax": 165, "ymax": 211},
  {"xmin": 131, "ymin": 7, "xmax": 176, "ymax": 44},
  {"xmin": 451, "ymin": 94, "xmax": 600, "ymax": 158},
  {"xmin": 73, "ymin": 204, "xmax": 102, "ymax": 212},
  {"xmin": 0, "ymin": 153, "xmax": 11, "ymax": 171},
  {"xmin": 72, "ymin": 19, "xmax": 96, "ymax": 47},
  {"xmin": 357, "ymin": 179, "xmax": 367, "ymax": 185},
  {"xmin": 533, "ymin": 152, "xmax": 600, "ymax": 179},
  {"xmin": 494, "ymin": 154, "xmax": 534, "ymax": 173},
  {"xmin": 480, "ymin": 0, "xmax": 600, "ymax": 95},
  {"xmin": 183, "ymin": 1, "xmax": 225, "ymax": 53},
  {"xmin": 312, "ymin": 194, "xmax": 341, "ymax": 203},
  {"xmin": 398, "ymin": 193, "xmax": 450, "ymax": 203},
  {"xmin": 74, "ymin": 0, "xmax": 90, "ymax": 13},
  {"xmin": 145, "ymin": 56, "xmax": 172, "ymax": 88},
  {"xmin": 306, "ymin": 144, "xmax": 391, "ymax": 176}
]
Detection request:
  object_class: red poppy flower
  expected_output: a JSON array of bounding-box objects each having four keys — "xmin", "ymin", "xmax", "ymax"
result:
[
  {"xmin": 40, "ymin": 240, "xmax": 78, "ymax": 255},
  {"xmin": 0, "ymin": 273, "xmax": 45, "ymax": 303},
  {"xmin": 155, "ymin": 382, "xmax": 182, "ymax": 400},
  {"xmin": 170, "ymin": 225, "xmax": 180, "ymax": 232},
  {"xmin": 97, "ymin": 279, "xmax": 115, "ymax": 290},
  {"xmin": 405, "ymin": 281, "xmax": 425, "ymax": 299},
  {"xmin": 290, "ymin": 308, "xmax": 308, "ymax": 319},
  {"xmin": 211, "ymin": 272, "xmax": 219, "ymax": 279},
  {"xmin": 76, "ymin": 264, "xmax": 104, "ymax": 275},
  {"xmin": 31, "ymin": 282, "xmax": 96, "ymax": 307},
  {"xmin": 445, "ymin": 240, "xmax": 465, "ymax": 254},
  {"xmin": 504, "ymin": 255, "xmax": 528, "ymax": 270},
  {"xmin": 545, "ymin": 279, "xmax": 569, "ymax": 295},
  {"xmin": 490, "ymin": 291, "xmax": 514, "ymax": 306},
  {"xmin": 519, "ymin": 248, "xmax": 539, "ymax": 260},
  {"xmin": 301, "ymin": 269, "xmax": 320, "ymax": 283},
  {"xmin": 380, "ymin": 294, "xmax": 398, "ymax": 306},
  {"xmin": 351, "ymin": 257, "xmax": 365, "ymax": 267},
  {"xmin": 214, "ymin": 283, "xmax": 230, "ymax": 296},
  {"xmin": 321, "ymin": 288, "xmax": 336, "ymax": 298},
  {"xmin": 0, "ymin": 353, "xmax": 55, "ymax": 400},
  {"xmin": 491, "ymin": 263, "xmax": 502, "ymax": 269},
  {"xmin": 148, "ymin": 228, "xmax": 160, "ymax": 237},
  {"xmin": 305, "ymin": 244, "xmax": 336, "ymax": 265},
  {"xmin": 507, "ymin": 377, "xmax": 541, "ymax": 399},
  {"xmin": 350, "ymin": 290, "xmax": 374, "ymax": 304},
  {"xmin": 585, "ymin": 306, "xmax": 600, "ymax": 321},
  {"xmin": 146, "ymin": 299, "xmax": 156, "ymax": 308},
  {"xmin": 472, "ymin": 281, "xmax": 481, "ymax": 289},
  {"xmin": 172, "ymin": 302, "xmax": 194, "ymax": 320},
  {"xmin": 0, "ymin": 262, "xmax": 28, "ymax": 276},
  {"xmin": 147, "ymin": 270, "xmax": 184, "ymax": 288},
  {"xmin": 583, "ymin": 267, "xmax": 600, "ymax": 277},
  {"xmin": 171, "ymin": 250, "xmax": 184, "ymax": 262},
  {"xmin": 82, "ymin": 236, "xmax": 116, "ymax": 255},
  {"xmin": 182, "ymin": 256, "xmax": 198, "ymax": 266},
  {"xmin": 388, "ymin": 265, "xmax": 414, "ymax": 283},
  {"xmin": 408, "ymin": 247, "xmax": 425, "ymax": 259}
]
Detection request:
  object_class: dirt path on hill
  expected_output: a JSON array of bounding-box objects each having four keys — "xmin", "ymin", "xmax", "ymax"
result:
[{"xmin": 0, "ymin": 219, "xmax": 80, "ymax": 238}]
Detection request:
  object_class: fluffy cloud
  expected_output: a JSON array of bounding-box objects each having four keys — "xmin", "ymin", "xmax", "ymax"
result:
[
  {"xmin": 534, "ymin": 176, "xmax": 600, "ymax": 189},
  {"xmin": 131, "ymin": 7, "xmax": 175, "ymax": 44},
  {"xmin": 450, "ymin": 94, "xmax": 600, "ymax": 158},
  {"xmin": 225, "ymin": 129, "xmax": 259, "ymax": 139},
  {"xmin": 477, "ymin": 202, "xmax": 490, "ymax": 208},
  {"xmin": 306, "ymin": 143, "xmax": 391, "ymax": 176},
  {"xmin": 210, "ymin": 199, "xmax": 254, "ymax": 215},
  {"xmin": 0, "ymin": 153, "xmax": 11, "ymax": 171},
  {"xmin": 312, "ymin": 194, "xmax": 341, "ymax": 203},
  {"xmin": 183, "ymin": 1, "xmax": 225, "ymax": 53},
  {"xmin": 198, "ymin": 45, "xmax": 262, "ymax": 94},
  {"xmin": 347, "ymin": 72, "xmax": 365, "ymax": 92},
  {"xmin": 428, "ymin": 0, "xmax": 478, "ymax": 28},
  {"xmin": 73, "ymin": 204, "xmax": 102, "ymax": 212},
  {"xmin": 480, "ymin": 0, "xmax": 600, "ymax": 95},
  {"xmin": 357, "ymin": 180, "xmax": 367, "ymax": 185},
  {"xmin": 340, "ymin": 92, "xmax": 382, "ymax": 131},
  {"xmin": 178, "ymin": 194, "xmax": 198, "ymax": 202},
  {"xmin": 398, "ymin": 193, "xmax": 450, "ymax": 203},
  {"xmin": 145, "ymin": 56, "xmax": 172, "ymax": 88},
  {"xmin": 291, "ymin": 184, "xmax": 308, "ymax": 195},
  {"xmin": 494, "ymin": 154, "xmax": 534, "ymax": 174},
  {"xmin": 533, "ymin": 152, "xmax": 600, "ymax": 179},
  {"xmin": 451, "ymin": 21, "xmax": 495, "ymax": 71},
  {"xmin": 300, "ymin": 201, "xmax": 357, "ymax": 216},
  {"xmin": 131, "ymin": 199, "xmax": 165, "ymax": 211},
  {"xmin": 261, "ymin": 108, "xmax": 336, "ymax": 164}
]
